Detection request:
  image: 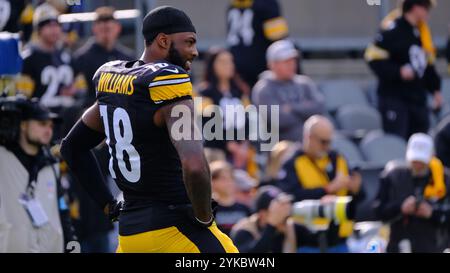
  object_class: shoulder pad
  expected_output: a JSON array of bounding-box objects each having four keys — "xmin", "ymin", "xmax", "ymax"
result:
[{"xmin": 147, "ymin": 63, "xmax": 192, "ymax": 104}]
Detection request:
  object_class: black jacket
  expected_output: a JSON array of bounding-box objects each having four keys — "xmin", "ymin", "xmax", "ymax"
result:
[
  {"xmin": 446, "ymin": 37, "xmax": 450, "ymax": 65},
  {"xmin": 435, "ymin": 116, "xmax": 450, "ymax": 168},
  {"xmin": 374, "ymin": 160, "xmax": 450, "ymax": 253},
  {"xmin": 366, "ymin": 16, "xmax": 441, "ymax": 106}
]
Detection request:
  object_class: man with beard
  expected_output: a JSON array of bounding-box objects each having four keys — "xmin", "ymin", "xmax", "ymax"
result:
[
  {"xmin": 61, "ymin": 6, "xmax": 238, "ymax": 253},
  {"xmin": 0, "ymin": 98, "xmax": 76, "ymax": 252}
]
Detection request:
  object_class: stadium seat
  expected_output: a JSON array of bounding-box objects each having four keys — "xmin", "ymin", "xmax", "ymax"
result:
[
  {"xmin": 324, "ymin": 112, "xmax": 338, "ymax": 128},
  {"xmin": 442, "ymin": 78, "xmax": 450, "ymax": 105},
  {"xmin": 354, "ymin": 166, "xmax": 383, "ymax": 222},
  {"xmin": 319, "ymin": 79, "xmax": 369, "ymax": 113},
  {"xmin": 359, "ymin": 130, "xmax": 407, "ymax": 167},
  {"xmin": 335, "ymin": 104, "xmax": 382, "ymax": 137},
  {"xmin": 360, "ymin": 79, "xmax": 378, "ymax": 108},
  {"xmin": 331, "ymin": 133, "xmax": 365, "ymax": 169}
]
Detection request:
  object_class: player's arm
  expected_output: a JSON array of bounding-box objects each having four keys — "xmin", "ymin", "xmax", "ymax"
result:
[
  {"xmin": 60, "ymin": 102, "xmax": 116, "ymax": 215},
  {"xmin": 156, "ymin": 99, "xmax": 213, "ymax": 224}
]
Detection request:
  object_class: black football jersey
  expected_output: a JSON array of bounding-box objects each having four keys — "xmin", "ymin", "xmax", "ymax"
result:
[
  {"xmin": 18, "ymin": 45, "xmax": 76, "ymax": 107},
  {"xmin": 93, "ymin": 60, "xmax": 193, "ymax": 207},
  {"xmin": 226, "ymin": 0, "xmax": 288, "ymax": 86}
]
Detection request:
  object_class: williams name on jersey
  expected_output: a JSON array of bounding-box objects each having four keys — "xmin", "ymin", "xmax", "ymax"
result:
[{"xmin": 93, "ymin": 60, "xmax": 195, "ymax": 235}]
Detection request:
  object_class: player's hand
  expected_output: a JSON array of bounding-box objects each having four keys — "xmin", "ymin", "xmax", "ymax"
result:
[
  {"xmin": 170, "ymin": 203, "xmax": 215, "ymax": 228},
  {"xmin": 192, "ymin": 200, "xmax": 217, "ymax": 228},
  {"xmin": 400, "ymin": 65, "xmax": 415, "ymax": 81},
  {"xmin": 401, "ymin": 196, "xmax": 417, "ymax": 216}
]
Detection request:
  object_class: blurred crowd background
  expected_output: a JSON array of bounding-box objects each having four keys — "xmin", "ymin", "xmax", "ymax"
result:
[{"xmin": 1, "ymin": 0, "xmax": 450, "ymax": 253}]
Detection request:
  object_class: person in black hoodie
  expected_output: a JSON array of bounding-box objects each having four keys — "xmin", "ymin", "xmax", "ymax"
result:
[
  {"xmin": 374, "ymin": 133, "xmax": 450, "ymax": 252},
  {"xmin": 365, "ymin": 0, "xmax": 442, "ymax": 140}
]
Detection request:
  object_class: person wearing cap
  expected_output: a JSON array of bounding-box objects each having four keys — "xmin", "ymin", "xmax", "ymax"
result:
[
  {"xmin": 61, "ymin": 6, "xmax": 238, "ymax": 252},
  {"xmin": 365, "ymin": 0, "xmax": 442, "ymax": 140},
  {"xmin": 17, "ymin": 3, "xmax": 84, "ymax": 108},
  {"xmin": 230, "ymin": 185, "xmax": 339, "ymax": 253},
  {"xmin": 16, "ymin": 2, "xmax": 86, "ymax": 142},
  {"xmin": 375, "ymin": 133, "xmax": 450, "ymax": 252},
  {"xmin": 275, "ymin": 115, "xmax": 364, "ymax": 252},
  {"xmin": 210, "ymin": 161, "xmax": 252, "ymax": 236},
  {"xmin": 74, "ymin": 6, "xmax": 133, "ymax": 108},
  {"xmin": 252, "ymin": 39, "xmax": 325, "ymax": 142},
  {"xmin": 0, "ymin": 97, "xmax": 76, "ymax": 252}
]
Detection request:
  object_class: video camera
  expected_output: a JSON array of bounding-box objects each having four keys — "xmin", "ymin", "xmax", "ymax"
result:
[
  {"xmin": 291, "ymin": 196, "xmax": 353, "ymax": 228},
  {"xmin": 0, "ymin": 95, "xmax": 29, "ymax": 145}
]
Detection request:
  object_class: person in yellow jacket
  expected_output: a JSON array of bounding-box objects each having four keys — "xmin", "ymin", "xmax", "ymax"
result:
[{"xmin": 276, "ymin": 115, "xmax": 364, "ymax": 252}]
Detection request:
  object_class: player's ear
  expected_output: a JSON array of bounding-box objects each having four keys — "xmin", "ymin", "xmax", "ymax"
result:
[{"xmin": 156, "ymin": 33, "xmax": 170, "ymax": 50}]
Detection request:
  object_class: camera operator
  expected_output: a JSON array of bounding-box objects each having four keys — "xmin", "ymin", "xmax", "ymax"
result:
[
  {"xmin": 374, "ymin": 133, "xmax": 450, "ymax": 253},
  {"xmin": 0, "ymin": 97, "xmax": 76, "ymax": 252},
  {"xmin": 275, "ymin": 115, "xmax": 364, "ymax": 252},
  {"xmin": 230, "ymin": 185, "xmax": 339, "ymax": 253}
]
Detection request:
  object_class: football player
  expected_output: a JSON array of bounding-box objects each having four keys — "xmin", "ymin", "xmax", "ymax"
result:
[{"xmin": 61, "ymin": 6, "xmax": 238, "ymax": 253}]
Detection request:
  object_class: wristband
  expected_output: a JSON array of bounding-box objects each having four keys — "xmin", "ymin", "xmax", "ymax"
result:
[{"xmin": 195, "ymin": 215, "xmax": 214, "ymax": 227}]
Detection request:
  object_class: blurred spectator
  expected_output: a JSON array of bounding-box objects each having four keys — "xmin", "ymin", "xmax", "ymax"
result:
[
  {"xmin": 230, "ymin": 185, "xmax": 339, "ymax": 253},
  {"xmin": 447, "ymin": 27, "xmax": 450, "ymax": 74},
  {"xmin": 74, "ymin": 6, "xmax": 133, "ymax": 108},
  {"xmin": 434, "ymin": 115, "xmax": 450, "ymax": 168},
  {"xmin": 0, "ymin": 0, "xmax": 33, "ymax": 42},
  {"xmin": 233, "ymin": 169, "xmax": 258, "ymax": 208},
  {"xmin": 210, "ymin": 161, "xmax": 252, "ymax": 236},
  {"xmin": 226, "ymin": 0, "xmax": 289, "ymax": 88},
  {"xmin": 198, "ymin": 48, "xmax": 259, "ymax": 178},
  {"xmin": 276, "ymin": 115, "xmax": 363, "ymax": 252},
  {"xmin": 0, "ymin": 32, "xmax": 22, "ymax": 97},
  {"xmin": 365, "ymin": 0, "xmax": 442, "ymax": 140},
  {"xmin": 198, "ymin": 48, "xmax": 248, "ymax": 153},
  {"xmin": 374, "ymin": 133, "xmax": 450, "ymax": 252},
  {"xmin": 16, "ymin": 3, "xmax": 85, "ymax": 139},
  {"xmin": 252, "ymin": 40, "xmax": 325, "ymax": 142},
  {"xmin": 261, "ymin": 140, "xmax": 300, "ymax": 186},
  {"xmin": 0, "ymin": 97, "xmax": 76, "ymax": 252}
]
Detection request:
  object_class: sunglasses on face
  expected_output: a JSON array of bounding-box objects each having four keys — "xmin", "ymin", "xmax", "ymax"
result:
[{"xmin": 313, "ymin": 135, "xmax": 332, "ymax": 146}]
